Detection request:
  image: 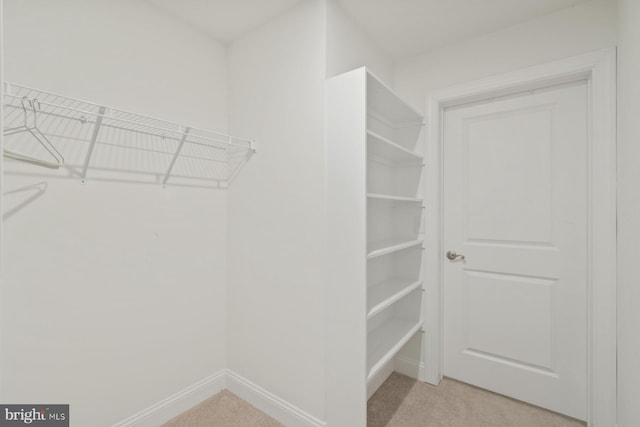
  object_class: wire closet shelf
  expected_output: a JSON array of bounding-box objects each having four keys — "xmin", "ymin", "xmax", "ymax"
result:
[{"xmin": 2, "ymin": 82, "xmax": 255, "ymax": 187}]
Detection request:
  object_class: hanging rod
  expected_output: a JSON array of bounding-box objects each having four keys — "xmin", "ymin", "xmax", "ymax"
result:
[
  {"xmin": 2, "ymin": 82, "xmax": 256, "ymax": 186},
  {"xmin": 3, "ymin": 101, "xmax": 232, "ymax": 150},
  {"xmin": 3, "ymin": 84, "xmax": 255, "ymax": 152}
]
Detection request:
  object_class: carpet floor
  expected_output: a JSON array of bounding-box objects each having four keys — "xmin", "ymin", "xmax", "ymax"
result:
[
  {"xmin": 163, "ymin": 373, "xmax": 586, "ymax": 426},
  {"xmin": 162, "ymin": 390, "xmax": 283, "ymax": 427},
  {"xmin": 368, "ymin": 372, "xmax": 586, "ymax": 427}
]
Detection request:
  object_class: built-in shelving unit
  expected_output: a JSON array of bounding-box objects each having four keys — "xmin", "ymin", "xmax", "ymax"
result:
[
  {"xmin": 365, "ymin": 72, "xmax": 424, "ymax": 395},
  {"xmin": 327, "ymin": 68, "xmax": 426, "ymax": 426}
]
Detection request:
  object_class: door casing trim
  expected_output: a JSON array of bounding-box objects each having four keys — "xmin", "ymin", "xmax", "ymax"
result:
[{"xmin": 422, "ymin": 48, "xmax": 617, "ymax": 427}]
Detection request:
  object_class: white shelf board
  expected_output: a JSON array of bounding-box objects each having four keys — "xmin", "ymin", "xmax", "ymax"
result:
[
  {"xmin": 367, "ymin": 72, "xmax": 423, "ymax": 124},
  {"xmin": 367, "ymin": 238, "xmax": 423, "ymax": 259},
  {"xmin": 367, "ymin": 318, "xmax": 423, "ymax": 382},
  {"xmin": 367, "ymin": 193, "xmax": 423, "ymax": 203},
  {"xmin": 367, "ymin": 130, "xmax": 423, "ymax": 164},
  {"xmin": 368, "ymin": 279, "xmax": 423, "ymax": 320}
]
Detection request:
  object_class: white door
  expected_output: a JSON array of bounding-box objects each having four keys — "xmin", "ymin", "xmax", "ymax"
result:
[{"xmin": 443, "ymin": 82, "xmax": 588, "ymax": 420}]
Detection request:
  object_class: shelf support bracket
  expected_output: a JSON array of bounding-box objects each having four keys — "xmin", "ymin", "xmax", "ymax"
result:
[
  {"xmin": 81, "ymin": 105, "xmax": 106, "ymax": 183},
  {"xmin": 162, "ymin": 127, "xmax": 190, "ymax": 186}
]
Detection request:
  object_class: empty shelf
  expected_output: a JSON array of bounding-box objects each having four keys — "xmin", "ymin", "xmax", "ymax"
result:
[
  {"xmin": 367, "ymin": 238, "xmax": 423, "ymax": 259},
  {"xmin": 367, "ymin": 130, "xmax": 423, "ymax": 164},
  {"xmin": 367, "ymin": 193, "xmax": 423, "ymax": 203},
  {"xmin": 367, "ymin": 318, "xmax": 422, "ymax": 382},
  {"xmin": 367, "ymin": 73, "xmax": 423, "ymax": 124},
  {"xmin": 368, "ymin": 279, "xmax": 423, "ymax": 319}
]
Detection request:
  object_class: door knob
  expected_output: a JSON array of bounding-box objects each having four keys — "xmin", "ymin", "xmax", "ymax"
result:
[{"xmin": 446, "ymin": 250, "xmax": 465, "ymax": 261}]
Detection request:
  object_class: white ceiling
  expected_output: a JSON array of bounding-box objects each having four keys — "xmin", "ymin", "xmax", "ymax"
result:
[
  {"xmin": 334, "ymin": 0, "xmax": 593, "ymax": 59},
  {"xmin": 143, "ymin": 0, "xmax": 304, "ymax": 43},
  {"xmin": 144, "ymin": 0, "xmax": 594, "ymax": 59}
]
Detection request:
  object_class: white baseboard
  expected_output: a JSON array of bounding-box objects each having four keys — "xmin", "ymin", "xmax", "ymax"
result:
[
  {"xmin": 394, "ymin": 355, "xmax": 425, "ymax": 380},
  {"xmin": 113, "ymin": 370, "xmax": 326, "ymax": 427},
  {"xmin": 367, "ymin": 358, "xmax": 395, "ymax": 399},
  {"xmin": 112, "ymin": 371, "xmax": 226, "ymax": 427},
  {"xmin": 226, "ymin": 370, "xmax": 326, "ymax": 427}
]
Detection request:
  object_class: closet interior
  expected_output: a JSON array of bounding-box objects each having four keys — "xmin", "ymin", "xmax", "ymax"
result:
[
  {"xmin": 2, "ymin": 2, "xmax": 427, "ymax": 426},
  {"xmin": 2, "ymin": 1, "xmax": 626, "ymax": 426}
]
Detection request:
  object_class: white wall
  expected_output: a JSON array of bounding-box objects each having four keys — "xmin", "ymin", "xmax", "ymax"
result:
[
  {"xmin": 227, "ymin": 0, "xmax": 327, "ymax": 420},
  {"xmin": 616, "ymin": 1, "xmax": 640, "ymax": 425},
  {"xmin": 3, "ymin": 0, "xmax": 227, "ymax": 129},
  {"xmin": 0, "ymin": 0, "xmax": 4, "ymax": 400},
  {"xmin": 1, "ymin": 1, "xmax": 229, "ymax": 425},
  {"xmin": 394, "ymin": 0, "xmax": 617, "ymax": 111},
  {"xmin": 325, "ymin": 0, "xmax": 393, "ymax": 87}
]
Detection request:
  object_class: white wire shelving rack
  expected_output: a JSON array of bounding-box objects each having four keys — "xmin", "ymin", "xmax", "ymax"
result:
[{"xmin": 2, "ymin": 82, "xmax": 256, "ymax": 187}]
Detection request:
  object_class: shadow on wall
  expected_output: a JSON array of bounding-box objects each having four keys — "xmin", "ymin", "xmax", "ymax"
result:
[
  {"xmin": 3, "ymin": 181, "xmax": 48, "ymax": 220},
  {"xmin": 2, "ymin": 84, "xmax": 254, "ymax": 190}
]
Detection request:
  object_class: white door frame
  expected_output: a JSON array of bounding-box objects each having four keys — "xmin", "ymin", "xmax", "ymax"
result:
[{"xmin": 422, "ymin": 48, "xmax": 616, "ymax": 427}]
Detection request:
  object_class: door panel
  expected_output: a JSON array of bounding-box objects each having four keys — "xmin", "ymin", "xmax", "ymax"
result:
[
  {"xmin": 443, "ymin": 82, "xmax": 587, "ymax": 420},
  {"xmin": 466, "ymin": 106, "xmax": 553, "ymax": 244},
  {"xmin": 466, "ymin": 270, "xmax": 554, "ymax": 370}
]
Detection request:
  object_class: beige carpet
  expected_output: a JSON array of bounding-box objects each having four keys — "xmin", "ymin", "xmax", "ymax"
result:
[
  {"xmin": 163, "ymin": 373, "xmax": 586, "ymax": 426},
  {"xmin": 162, "ymin": 390, "xmax": 283, "ymax": 427},
  {"xmin": 368, "ymin": 372, "xmax": 586, "ymax": 427}
]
